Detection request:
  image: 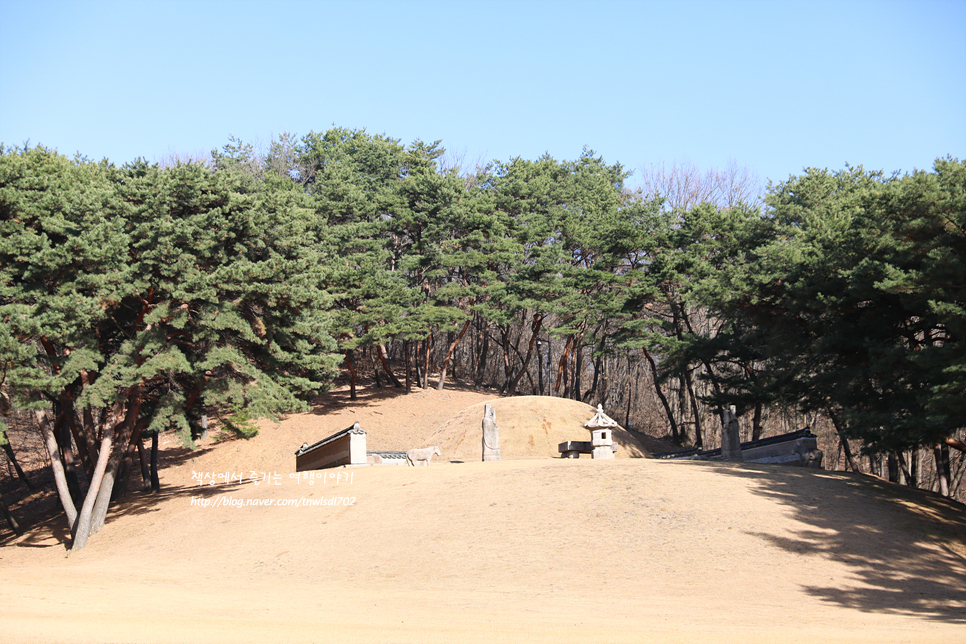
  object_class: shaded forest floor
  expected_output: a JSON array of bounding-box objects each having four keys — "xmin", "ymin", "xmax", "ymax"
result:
[{"xmin": 1, "ymin": 382, "xmax": 965, "ymax": 643}]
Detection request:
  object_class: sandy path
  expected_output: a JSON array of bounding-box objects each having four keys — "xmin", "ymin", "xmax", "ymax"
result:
[{"xmin": 1, "ymin": 386, "xmax": 964, "ymax": 643}]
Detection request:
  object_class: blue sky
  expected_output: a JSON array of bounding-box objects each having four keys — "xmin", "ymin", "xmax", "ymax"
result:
[{"xmin": 1, "ymin": 0, "xmax": 963, "ymax": 187}]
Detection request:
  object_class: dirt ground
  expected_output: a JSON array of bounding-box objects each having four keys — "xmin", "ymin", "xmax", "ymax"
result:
[{"xmin": 1, "ymin": 383, "xmax": 965, "ymax": 643}]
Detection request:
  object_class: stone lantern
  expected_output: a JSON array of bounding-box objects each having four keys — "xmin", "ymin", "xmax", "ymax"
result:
[{"xmin": 585, "ymin": 404, "xmax": 618, "ymax": 459}]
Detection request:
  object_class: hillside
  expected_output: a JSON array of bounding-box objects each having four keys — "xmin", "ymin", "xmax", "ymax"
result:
[{"xmin": 1, "ymin": 384, "xmax": 964, "ymax": 644}]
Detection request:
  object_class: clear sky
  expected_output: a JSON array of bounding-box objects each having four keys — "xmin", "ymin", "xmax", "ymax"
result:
[{"xmin": 1, "ymin": 0, "xmax": 963, "ymax": 187}]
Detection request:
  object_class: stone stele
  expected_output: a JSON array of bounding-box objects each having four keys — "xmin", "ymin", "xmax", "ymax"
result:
[
  {"xmin": 720, "ymin": 406, "xmax": 744, "ymax": 462},
  {"xmin": 482, "ymin": 403, "xmax": 501, "ymax": 461}
]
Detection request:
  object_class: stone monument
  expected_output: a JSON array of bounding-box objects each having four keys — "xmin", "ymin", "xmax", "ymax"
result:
[
  {"xmin": 720, "ymin": 405, "xmax": 743, "ymax": 461},
  {"xmin": 482, "ymin": 403, "xmax": 500, "ymax": 461}
]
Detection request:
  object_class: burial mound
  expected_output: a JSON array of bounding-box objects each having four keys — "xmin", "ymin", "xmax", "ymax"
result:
[{"xmin": 428, "ymin": 395, "xmax": 649, "ymax": 461}]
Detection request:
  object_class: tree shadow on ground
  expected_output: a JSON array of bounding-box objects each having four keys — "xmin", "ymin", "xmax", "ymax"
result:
[
  {"xmin": 101, "ymin": 481, "xmax": 243, "ymax": 526},
  {"xmin": 0, "ymin": 435, "xmax": 251, "ymax": 549},
  {"xmin": 1, "ymin": 480, "xmax": 256, "ymax": 550},
  {"xmin": 0, "ymin": 506, "xmax": 71, "ymax": 548},
  {"xmin": 710, "ymin": 463, "xmax": 966, "ymax": 624}
]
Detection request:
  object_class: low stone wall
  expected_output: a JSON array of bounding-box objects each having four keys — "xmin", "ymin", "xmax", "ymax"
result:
[
  {"xmin": 365, "ymin": 451, "xmax": 408, "ymax": 466},
  {"xmin": 741, "ymin": 434, "xmax": 822, "ymax": 467},
  {"xmin": 653, "ymin": 428, "xmax": 823, "ymax": 468}
]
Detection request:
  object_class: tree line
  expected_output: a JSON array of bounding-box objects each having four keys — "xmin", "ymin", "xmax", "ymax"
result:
[{"xmin": 0, "ymin": 129, "xmax": 962, "ymax": 549}]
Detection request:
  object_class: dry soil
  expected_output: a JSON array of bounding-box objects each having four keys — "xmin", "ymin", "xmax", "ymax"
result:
[{"xmin": 1, "ymin": 384, "xmax": 964, "ymax": 643}]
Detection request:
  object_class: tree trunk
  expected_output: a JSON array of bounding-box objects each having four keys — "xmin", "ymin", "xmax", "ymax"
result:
[
  {"xmin": 451, "ymin": 337, "xmax": 459, "ymax": 382},
  {"xmin": 829, "ymin": 410, "xmax": 859, "ymax": 473},
  {"xmin": 537, "ymin": 343, "xmax": 545, "ymax": 396},
  {"xmin": 895, "ymin": 451, "xmax": 911, "ymax": 486},
  {"xmin": 475, "ymin": 319, "xmax": 489, "ymax": 388},
  {"xmin": 934, "ymin": 444, "xmax": 951, "ymax": 497},
  {"xmin": 643, "ymin": 348, "xmax": 678, "ymax": 442},
  {"xmin": 70, "ymin": 431, "xmax": 113, "ymax": 551},
  {"xmin": 546, "ymin": 339, "xmax": 555, "ymax": 397},
  {"xmin": 422, "ymin": 336, "xmax": 432, "ymax": 388},
  {"xmin": 111, "ymin": 428, "xmax": 142, "ymax": 501},
  {"xmin": 583, "ymin": 356, "xmax": 598, "ymax": 404},
  {"xmin": 506, "ymin": 314, "xmax": 543, "ymax": 397},
  {"xmin": 445, "ymin": 330, "xmax": 455, "ymax": 381},
  {"xmin": 751, "ymin": 402, "xmax": 763, "ymax": 441},
  {"xmin": 150, "ymin": 431, "xmax": 160, "ymax": 493},
  {"xmin": 949, "ymin": 449, "xmax": 966, "ymax": 499},
  {"xmin": 55, "ymin": 408, "xmax": 87, "ymax": 483},
  {"xmin": 344, "ymin": 350, "xmax": 357, "ymax": 400},
  {"xmin": 404, "ymin": 339, "xmax": 412, "ymax": 394},
  {"xmin": 0, "ymin": 490, "xmax": 22, "ymax": 536},
  {"xmin": 74, "ymin": 390, "xmax": 140, "ymax": 550},
  {"xmin": 60, "ymin": 392, "xmax": 95, "ymax": 478},
  {"xmin": 624, "ymin": 360, "xmax": 636, "ymax": 429},
  {"xmin": 470, "ymin": 321, "xmax": 478, "ymax": 381},
  {"xmin": 438, "ymin": 319, "xmax": 472, "ymax": 391},
  {"xmin": 36, "ymin": 409, "xmax": 77, "ymax": 527},
  {"xmin": 135, "ymin": 436, "xmax": 151, "ymax": 491},
  {"xmin": 868, "ymin": 453, "xmax": 881, "ymax": 478},
  {"xmin": 684, "ymin": 369, "xmax": 702, "ymax": 449},
  {"xmin": 573, "ymin": 342, "xmax": 583, "ymax": 402},
  {"xmin": 367, "ymin": 346, "xmax": 382, "ymax": 387},
  {"xmin": 1, "ymin": 433, "xmax": 32, "ymax": 490},
  {"xmin": 54, "ymin": 410, "xmax": 85, "ymax": 508},
  {"xmin": 413, "ymin": 341, "xmax": 423, "ymax": 389},
  {"xmin": 498, "ymin": 325, "xmax": 512, "ymax": 394},
  {"xmin": 839, "ymin": 436, "xmax": 858, "ymax": 472},
  {"xmin": 675, "ymin": 376, "xmax": 687, "ymax": 441},
  {"xmin": 596, "ymin": 349, "xmax": 609, "ymax": 407},
  {"xmin": 555, "ymin": 337, "xmax": 573, "ymax": 398},
  {"xmin": 677, "ymin": 303, "xmax": 724, "ymax": 402},
  {"xmin": 887, "ymin": 452, "xmax": 900, "ymax": 483},
  {"xmin": 79, "ymin": 370, "xmax": 99, "ymax": 466},
  {"xmin": 87, "ymin": 437, "xmax": 128, "ymax": 538},
  {"xmin": 377, "ymin": 344, "xmax": 403, "ymax": 388},
  {"xmin": 910, "ymin": 448, "xmax": 920, "ymax": 488}
]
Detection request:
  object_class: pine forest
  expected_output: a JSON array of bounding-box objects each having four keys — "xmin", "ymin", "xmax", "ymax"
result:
[{"xmin": 1, "ymin": 129, "xmax": 963, "ymax": 551}]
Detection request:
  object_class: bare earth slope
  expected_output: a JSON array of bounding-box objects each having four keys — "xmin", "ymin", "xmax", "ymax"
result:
[{"xmin": 1, "ymin": 385, "xmax": 965, "ymax": 644}]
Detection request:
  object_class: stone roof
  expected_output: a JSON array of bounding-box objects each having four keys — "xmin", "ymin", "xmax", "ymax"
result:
[
  {"xmin": 584, "ymin": 404, "xmax": 619, "ymax": 429},
  {"xmin": 295, "ymin": 421, "xmax": 365, "ymax": 456}
]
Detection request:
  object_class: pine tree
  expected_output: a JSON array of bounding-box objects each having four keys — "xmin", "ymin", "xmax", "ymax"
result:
[
  {"xmin": 700, "ymin": 159, "xmax": 965, "ymax": 464},
  {"xmin": 0, "ymin": 145, "xmax": 341, "ymax": 550}
]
